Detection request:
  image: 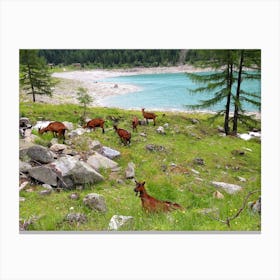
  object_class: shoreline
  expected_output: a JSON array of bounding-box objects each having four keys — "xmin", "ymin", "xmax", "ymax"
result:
[{"xmin": 20, "ymin": 65, "xmax": 260, "ymax": 119}]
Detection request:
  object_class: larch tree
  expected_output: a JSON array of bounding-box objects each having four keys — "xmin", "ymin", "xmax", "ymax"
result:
[
  {"xmin": 185, "ymin": 50, "xmax": 236, "ymax": 135},
  {"xmin": 20, "ymin": 49, "xmax": 54, "ymax": 102}
]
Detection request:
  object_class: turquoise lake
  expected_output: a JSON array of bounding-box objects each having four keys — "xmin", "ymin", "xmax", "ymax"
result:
[{"xmin": 99, "ymin": 72, "xmax": 261, "ymax": 112}]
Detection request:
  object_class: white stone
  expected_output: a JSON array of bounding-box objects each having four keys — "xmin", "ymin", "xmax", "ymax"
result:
[
  {"xmin": 211, "ymin": 181, "xmax": 243, "ymax": 194},
  {"xmin": 87, "ymin": 152, "xmax": 118, "ymax": 171},
  {"xmin": 108, "ymin": 215, "xmax": 133, "ymax": 230}
]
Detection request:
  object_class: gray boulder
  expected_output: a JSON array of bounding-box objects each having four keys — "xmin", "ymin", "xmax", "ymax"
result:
[
  {"xmin": 89, "ymin": 140, "xmax": 102, "ymax": 150},
  {"xmin": 211, "ymin": 181, "xmax": 243, "ymax": 194},
  {"xmin": 100, "ymin": 146, "xmax": 121, "ymax": 159},
  {"xmin": 50, "ymin": 143, "xmax": 68, "ymax": 153},
  {"xmin": 108, "ymin": 215, "xmax": 134, "ymax": 230},
  {"xmin": 19, "ymin": 160, "xmax": 32, "ymax": 173},
  {"xmin": 27, "ymin": 145, "xmax": 55, "ymax": 164},
  {"xmin": 87, "ymin": 152, "xmax": 118, "ymax": 171},
  {"xmin": 125, "ymin": 162, "xmax": 135, "ymax": 179},
  {"xmin": 83, "ymin": 193, "xmax": 107, "ymax": 212},
  {"xmin": 29, "ymin": 166, "xmax": 58, "ymax": 186},
  {"xmin": 62, "ymin": 121, "xmax": 74, "ymax": 131},
  {"xmin": 50, "ymin": 155, "xmax": 104, "ymax": 189}
]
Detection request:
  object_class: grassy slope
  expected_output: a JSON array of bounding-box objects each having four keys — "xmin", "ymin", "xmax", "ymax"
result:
[{"xmin": 20, "ymin": 102, "xmax": 261, "ymax": 231}]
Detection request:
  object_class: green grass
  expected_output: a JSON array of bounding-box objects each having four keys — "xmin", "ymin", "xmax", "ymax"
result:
[{"xmin": 20, "ymin": 102, "xmax": 261, "ymax": 231}]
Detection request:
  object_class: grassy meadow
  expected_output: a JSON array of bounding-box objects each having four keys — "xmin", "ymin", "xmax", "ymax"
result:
[{"xmin": 19, "ymin": 102, "xmax": 261, "ymax": 231}]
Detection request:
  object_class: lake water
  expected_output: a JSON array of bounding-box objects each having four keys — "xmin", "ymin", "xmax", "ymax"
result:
[{"xmin": 99, "ymin": 72, "xmax": 261, "ymax": 112}]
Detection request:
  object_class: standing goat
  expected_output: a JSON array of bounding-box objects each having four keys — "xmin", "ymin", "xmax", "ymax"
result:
[
  {"xmin": 113, "ymin": 124, "xmax": 131, "ymax": 145},
  {"xmin": 132, "ymin": 116, "xmax": 139, "ymax": 132},
  {"xmin": 141, "ymin": 108, "xmax": 157, "ymax": 126},
  {"xmin": 134, "ymin": 180, "xmax": 183, "ymax": 212},
  {"xmin": 83, "ymin": 118, "xmax": 105, "ymax": 133},
  {"xmin": 38, "ymin": 121, "xmax": 67, "ymax": 141}
]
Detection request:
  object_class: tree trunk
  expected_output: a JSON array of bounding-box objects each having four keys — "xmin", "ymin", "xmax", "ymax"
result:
[
  {"xmin": 27, "ymin": 63, "xmax": 36, "ymax": 102},
  {"xmin": 232, "ymin": 50, "xmax": 244, "ymax": 135},
  {"xmin": 224, "ymin": 53, "xmax": 233, "ymax": 135}
]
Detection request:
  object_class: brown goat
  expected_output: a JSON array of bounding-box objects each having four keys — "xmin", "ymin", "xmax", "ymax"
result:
[
  {"xmin": 113, "ymin": 124, "xmax": 131, "ymax": 145},
  {"xmin": 141, "ymin": 108, "xmax": 157, "ymax": 126},
  {"xmin": 134, "ymin": 181, "xmax": 183, "ymax": 212},
  {"xmin": 132, "ymin": 116, "xmax": 139, "ymax": 132},
  {"xmin": 83, "ymin": 118, "xmax": 105, "ymax": 133},
  {"xmin": 38, "ymin": 121, "xmax": 67, "ymax": 140}
]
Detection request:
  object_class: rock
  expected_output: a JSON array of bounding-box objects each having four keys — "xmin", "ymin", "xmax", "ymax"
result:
[
  {"xmin": 19, "ymin": 197, "xmax": 26, "ymax": 202},
  {"xmin": 19, "ymin": 181, "xmax": 29, "ymax": 191},
  {"xmin": 116, "ymin": 179, "xmax": 125, "ymax": 185},
  {"xmin": 191, "ymin": 168, "xmax": 200, "ymax": 175},
  {"xmin": 87, "ymin": 152, "xmax": 118, "ymax": 171},
  {"xmin": 156, "ymin": 126, "xmax": 165, "ymax": 134},
  {"xmin": 238, "ymin": 176, "xmax": 246, "ymax": 182},
  {"xmin": 83, "ymin": 193, "xmax": 107, "ymax": 212},
  {"xmin": 68, "ymin": 128, "xmax": 86, "ymax": 138},
  {"xmin": 248, "ymin": 197, "xmax": 261, "ymax": 214},
  {"xmin": 69, "ymin": 193, "xmax": 80, "ymax": 200},
  {"xmin": 50, "ymin": 138, "xmax": 59, "ymax": 145},
  {"xmin": 62, "ymin": 121, "xmax": 74, "ymax": 130},
  {"xmin": 42, "ymin": 184, "xmax": 53, "ymax": 190},
  {"xmin": 100, "ymin": 146, "xmax": 121, "ymax": 159},
  {"xmin": 89, "ymin": 140, "xmax": 102, "ymax": 150},
  {"xmin": 217, "ymin": 126, "xmax": 225, "ymax": 133},
  {"xmin": 213, "ymin": 191, "xmax": 224, "ymax": 199},
  {"xmin": 65, "ymin": 213, "xmax": 87, "ymax": 224},
  {"xmin": 50, "ymin": 155, "xmax": 104, "ymax": 189},
  {"xmin": 211, "ymin": 181, "xmax": 243, "ymax": 194},
  {"xmin": 39, "ymin": 189, "xmax": 52, "ymax": 196},
  {"xmin": 140, "ymin": 133, "xmax": 147, "ymax": 137},
  {"xmin": 29, "ymin": 166, "xmax": 58, "ymax": 186},
  {"xmin": 193, "ymin": 158, "xmax": 205, "ymax": 165},
  {"xmin": 50, "ymin": 143, "xmax": 68, "ymax": 153},
  {"xmin": 163, "ymin": 123, "xmax": 169, "ymax": 128},
  {"xmin": 125, "ymin": 162, "xmax": 135, "ymax": 179},
  {"xmin": 191, "ymin": 118, "xmax": 199, "ymax": 124},
  {"xmin": 145, "ymin": 144, "xmax": 166, "ymax": 152},
  {"xmin": 108, "ymin": 215, "xmax": 134, "ymax": 230},
  {"xmin": 19, "ymin": 160, "xmax": 32, "ymax": 173},
  {"xmin": 19, "ymin": 117, "xmax": 32, "ymax": 129},
  {"xmin": 33, "ymin": 120, "xmax": 51, "ymax": 130},
  {"xmin": 27, "ymin": 145, "xmax": 55, "ymax": 164}
]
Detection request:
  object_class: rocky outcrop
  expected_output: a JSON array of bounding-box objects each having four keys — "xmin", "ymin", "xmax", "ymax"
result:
[
  {"xmin": 50, "ymin": 156, "xmax": 104, "ymax": 189},
  {"xmin": 27, "ymin": 145, "xmax": 55, "ymax": 164},
  {"xmin": 29, "ymin": 166, "xmax": 58, "ymax": 186}
]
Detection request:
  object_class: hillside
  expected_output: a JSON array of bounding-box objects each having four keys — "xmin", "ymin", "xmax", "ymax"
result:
[{"xmin": 19, "ymin": 102, "xmax": 261, "ymax": 231}]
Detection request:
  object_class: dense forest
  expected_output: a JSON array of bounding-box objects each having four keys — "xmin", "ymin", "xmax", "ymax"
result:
[{"xmin": 37, "ymin": 49, "xmax": 204, "ymax": 68}]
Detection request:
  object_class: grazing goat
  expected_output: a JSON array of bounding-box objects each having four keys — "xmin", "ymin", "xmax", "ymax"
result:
[
  {"xmin": 132, "ymin": 116, "xmax": 139, "ymax": 132},
  {"xmin": 113, "ymin": 124, "xmax": 131, "ymax": 145},
  {"xmin": 134, "ymin": 181, "xmax": 183, "ymax": 212},
  {"xmin": 38, "ymin": 121, "xmax": 67, "ymax": 141},
  {"xmin": 141, "ymin": 108, "xmax": 157, "ymax": 126},
  {"xmin": 83, "ymin": 118, "xmax": 105, "ymax": 133}
]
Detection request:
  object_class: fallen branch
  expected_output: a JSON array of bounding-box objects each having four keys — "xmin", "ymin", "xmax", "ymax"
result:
[{"xmin": 205, "ymin": 190, "xmax": 261, "ymax": 228}]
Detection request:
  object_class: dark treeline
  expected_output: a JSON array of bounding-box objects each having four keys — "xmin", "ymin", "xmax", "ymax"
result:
[{"xmin": 38, "ymin": 49, "xmax": 184, "ymax": 68}]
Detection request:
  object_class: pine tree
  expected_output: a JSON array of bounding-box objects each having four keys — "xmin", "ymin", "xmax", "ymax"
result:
[
  {"xmin": 20, "ymin": 50, "xmax": 54, "ymax": 102},
  {"xmin": 185, "ymin": 50, "xmax": 236, "ymax": 135}
]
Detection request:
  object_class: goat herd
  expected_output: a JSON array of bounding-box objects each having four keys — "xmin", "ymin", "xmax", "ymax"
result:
[
  {"xmin": 37, "ymin": 108, "xmax": 185, "ymax": 212},
  {"xmin": 38, "ymin": 108, "xmax": 157, "ymax": 146}
]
